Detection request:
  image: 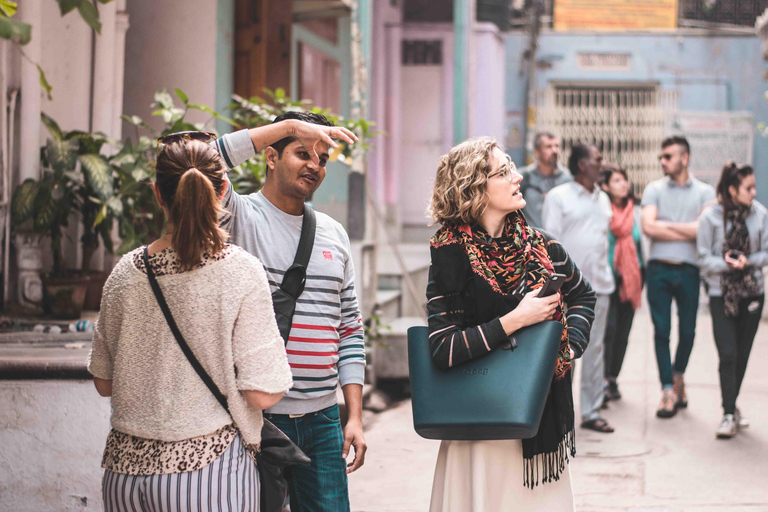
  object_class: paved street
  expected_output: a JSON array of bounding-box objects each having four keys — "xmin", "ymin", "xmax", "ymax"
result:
[{"xmin": 349, "ymin": 301, "xmax": 768, "ymax": 512}]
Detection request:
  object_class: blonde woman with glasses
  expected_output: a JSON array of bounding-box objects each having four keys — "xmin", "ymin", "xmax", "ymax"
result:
[{"xmin": 425, "ymin": 138, "xmax": 596, "ymax": 511}]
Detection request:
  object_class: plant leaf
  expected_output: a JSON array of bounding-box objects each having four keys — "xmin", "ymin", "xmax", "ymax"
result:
[
  {"xmin": 10, "ymin": 179, "xmax": 38, "ymax": 224},
  {"xmin": 76, "ymin": 0, "xmax": 101, "ymax": 33},
  {"xmin": 79, "ymin": 153, "xmax": 114, "ymax": 201},
  {"xmin": 0, "ymin": 15, "xmax": 31, "ymax": 45},
  {"xmin": 107, "ymin": 196, "xmax": 123, "ymax": 217},
  {"xmin": 98, "ymin": 220, "xmax": 114, "ymax": 254},
  {"xmin": 37, "ymin": 65, "xmax": 53, "ymax": 100},
  {"xmin": 92, "ymin": 203, "xmax": 108, "ymax": 228},
  {"xmin": 57, "ymin": 0, "xmax": 80, "ymax": 15},
  {"xmin": 41, "ymin": 112, "xmax": 64, "ymax": 141},
  {"xmin": 174, "ymin": 88, "xmax": 188, "ymax": 104},
  {"xmin": 0, "ymin": 1, "xmax": 18, "ymax": 17},
  {"xmin": 32, "ymin": 186, "xmax": 57, "ymax": 232},
  {"xmin": 46, "ymin": 138, "xmax": 79, "ymax": 174}
]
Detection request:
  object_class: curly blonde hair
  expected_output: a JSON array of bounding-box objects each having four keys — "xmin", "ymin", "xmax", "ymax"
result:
[{"xmin": 428, "ymin": 137, "xmax": 501, "ymax": 225}]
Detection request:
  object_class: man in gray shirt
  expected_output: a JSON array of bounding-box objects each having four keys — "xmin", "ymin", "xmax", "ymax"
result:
[
  {"xmin": 641, "ymin": 136, "xmax": 715, "ymax": 419},
  {"xmin": 520, "ymin": 131, "xmax": 573, "ymax": 228}
]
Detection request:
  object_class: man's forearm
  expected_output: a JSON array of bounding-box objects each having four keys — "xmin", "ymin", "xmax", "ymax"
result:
[
  {"xmin": 643, "ymin": 221, "xmax": 688, "ymax": 241},
  {"xmin": 341, "ymin": 383, "xmax": 363, "ymax": 423},
  {"xmin": 247, "ymin": 121, "xmax": 294, "ymax": 153},
  {"xmin": 665, "ymin": 221, "xmax": 698, "ymax": 240}
]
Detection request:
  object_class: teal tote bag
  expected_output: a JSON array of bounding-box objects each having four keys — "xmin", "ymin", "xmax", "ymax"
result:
[{"xmin": 407, "ymin": 321, "xmax": 563, "ymax": 440}]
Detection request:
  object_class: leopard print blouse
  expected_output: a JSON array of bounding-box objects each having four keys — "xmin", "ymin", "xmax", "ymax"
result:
[{"xmin": 104, "ymin": 245, "xmax": 240, "ymax": 476}]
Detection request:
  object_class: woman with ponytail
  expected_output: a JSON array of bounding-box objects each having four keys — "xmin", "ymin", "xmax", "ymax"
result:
[
  {"xmin": 698, "ymin": 162, "xmax": 768, "ymax": 439},
  {"xmin": 87, "ymin": 136, "xmax": 297, "ymax": 511}
]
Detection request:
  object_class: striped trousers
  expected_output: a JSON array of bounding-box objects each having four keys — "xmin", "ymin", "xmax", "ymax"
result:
[{"xmin": 102, "ymin": 434, "xmax": 260, "ymax": 512}]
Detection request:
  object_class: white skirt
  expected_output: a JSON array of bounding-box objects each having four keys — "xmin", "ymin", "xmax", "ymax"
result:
[{"xmin": 429, "ymin": 439, "xmax": 575, "ymax": 512}]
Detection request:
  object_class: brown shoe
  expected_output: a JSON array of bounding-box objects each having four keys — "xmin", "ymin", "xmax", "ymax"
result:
[
  {"xmin": 673, "ymin": 373, "xmax": 688, "ymax": 409},
  {"xmin": 656, "ymin": 389, "xmax": 677, "ymax": 418}
]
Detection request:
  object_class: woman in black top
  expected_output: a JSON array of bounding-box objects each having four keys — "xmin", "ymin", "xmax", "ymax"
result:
[{"xmin": 426, "ymin": 138, "xmax": 596, "ymax": 511}]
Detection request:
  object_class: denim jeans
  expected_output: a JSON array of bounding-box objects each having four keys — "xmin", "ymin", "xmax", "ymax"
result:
[
  {"xmin": 646, "ymin": 261, "xmax": 700, "ymax": 388},
  {"xmin": 265, "ymin": 404, "xmax": 350, "ymax": 512}
]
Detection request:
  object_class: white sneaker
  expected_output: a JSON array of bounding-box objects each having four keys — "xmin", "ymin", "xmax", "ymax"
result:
[
  {"xmin": 734, "ymin": 408, "xmax": 750, "ymax": 429},
  {"xmin": 716, "ymin": 414, "xmax": 737, "ymax": 439}
]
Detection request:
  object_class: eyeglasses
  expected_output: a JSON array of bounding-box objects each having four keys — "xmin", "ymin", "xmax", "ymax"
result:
[
  {"xmin": 488, "ymin": 160, "xmax": 518, "ymax": 182},
  {"xmin": 156, "ymin": 131, "xmax": 217, "ymax": 153},
  {"xmin": 658, "ymin": 153, "xmax": 673, "ymax": 161}
]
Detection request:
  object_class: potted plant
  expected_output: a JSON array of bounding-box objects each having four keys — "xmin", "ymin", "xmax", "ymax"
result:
[{"xmin": 10, "ymin": 115, "xmax": 121, "ymax": 318}]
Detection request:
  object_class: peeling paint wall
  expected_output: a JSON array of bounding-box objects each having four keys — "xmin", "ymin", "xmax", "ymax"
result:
[{"xmin": 0, "ymin": 381, "xmax": 111, "ymax": 511}]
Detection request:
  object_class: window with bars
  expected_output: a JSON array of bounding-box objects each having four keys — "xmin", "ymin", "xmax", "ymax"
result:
[{"xmin": 534, "ymin": 85, "xmax": 679, "ymax": 195}]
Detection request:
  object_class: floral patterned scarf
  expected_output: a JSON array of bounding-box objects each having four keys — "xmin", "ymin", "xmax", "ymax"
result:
[{"xmin": 432, "ymin": 211, "xmax": 571, "ymax": 381}]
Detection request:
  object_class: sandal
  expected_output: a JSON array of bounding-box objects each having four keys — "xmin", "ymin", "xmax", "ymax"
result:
[{"xmin": 580, "ymin": 417, "xmax": 615, "ymax": 433}]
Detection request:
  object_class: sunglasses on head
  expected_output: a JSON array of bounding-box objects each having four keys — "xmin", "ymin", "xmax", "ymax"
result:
[{"xmin": 156, "ymin": 131, "xmax": 217, "ymax": 153}]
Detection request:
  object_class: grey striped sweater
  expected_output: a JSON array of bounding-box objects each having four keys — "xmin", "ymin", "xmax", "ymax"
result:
[{"xmin": 215, "ymin": 130, "xmax": 366, "ymax": 415}]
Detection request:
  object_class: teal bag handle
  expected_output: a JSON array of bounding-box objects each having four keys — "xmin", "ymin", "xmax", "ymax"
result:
[{"xmin": 407, "ymin": 321, "xmax": 563, "ymax": 440}]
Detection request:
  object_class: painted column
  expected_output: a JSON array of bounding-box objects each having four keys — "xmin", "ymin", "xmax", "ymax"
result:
[
  {"xmin": 453, "ymin": 0, "xmax": 472, "ymax": 144},
  {"xmin": 215, "ymin": 0, "xmax": 234, "ymax": 135},
  {"xmin": 17, "ymin": 0, "xmax": 42, "ymax": 182},
  {"xmin": 111, "ymin": 1, "xmax": 130, "ymax": 140},
  {"xmin": 91, "ymin": 1, "xmax": 117, "ymax": 138}
]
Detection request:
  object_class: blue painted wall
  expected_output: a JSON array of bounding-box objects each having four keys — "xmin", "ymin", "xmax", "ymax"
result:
[{"xmin": 504, "ymin": 32, "xmax": 768, "ymax": 204}]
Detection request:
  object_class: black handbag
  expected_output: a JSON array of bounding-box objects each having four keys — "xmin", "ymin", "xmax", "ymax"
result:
[
  {"xmin": 407, "ymin": 320, "xmax": 563, "ymax": 440},
  {"xmin": 272, "ymin": 203, "xmax": 316, "ymax": 342},
  {"xmin": 143, "ymin": 247, "xmax": 311, "ymax": 512}
]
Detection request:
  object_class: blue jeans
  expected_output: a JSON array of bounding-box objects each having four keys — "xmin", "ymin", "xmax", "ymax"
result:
[
  {"xmin": 646, "ymin": 261, "xmax": 700, "ymax": 388},
  {"xmin": 265, "ymin": 404, "xmax": 350, "ymax": 512}
]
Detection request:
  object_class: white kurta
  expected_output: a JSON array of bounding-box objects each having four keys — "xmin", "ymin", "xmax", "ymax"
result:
[{"xmin": 429, "ymin": 439, "xmax": 575, "ymax": 512}]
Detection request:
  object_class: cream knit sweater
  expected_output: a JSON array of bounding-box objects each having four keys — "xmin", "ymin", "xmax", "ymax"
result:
[{"xmin": 87, "ymin": 246, "xmax": 293, "ymax": 447}]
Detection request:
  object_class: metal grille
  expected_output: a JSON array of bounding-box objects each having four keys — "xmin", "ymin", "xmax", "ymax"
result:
[
  {"xmin": 679, "ymin": 0, "xmax": 768, "ymax": 27},
  {"xmin": 534, "ymin": 85, "xmax": 679, "ymax": 195}
]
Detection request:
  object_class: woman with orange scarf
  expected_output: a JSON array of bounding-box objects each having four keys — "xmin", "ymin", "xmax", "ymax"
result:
[{"xmin": 600, "ymin": 165, "xmax": 644, "ymax": 403}]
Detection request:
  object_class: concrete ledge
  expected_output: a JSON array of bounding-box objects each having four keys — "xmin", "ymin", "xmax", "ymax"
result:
[{"xmin": 0, "ymin": 342, "xmax": 92, "ymax": 379}]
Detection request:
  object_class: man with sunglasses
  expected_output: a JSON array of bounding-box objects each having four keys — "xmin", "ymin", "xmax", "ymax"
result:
[
  {"xmin": 641, "ymin": 136, "xmax": 715, "ymax": 419},
  {"xmin": 180, "ymin": 113, "xmax": 364, "ymax": 511}
]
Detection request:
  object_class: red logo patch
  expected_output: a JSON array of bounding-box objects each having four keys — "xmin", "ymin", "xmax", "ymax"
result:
[{"xmin": 323, "ymin": 251, "xmax": 333, "ymax": 260}]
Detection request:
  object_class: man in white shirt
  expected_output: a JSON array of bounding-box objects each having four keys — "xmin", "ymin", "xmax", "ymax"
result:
[{"xmin": 543, "ymin": 143, "xmax": 616, "ymax": 433}]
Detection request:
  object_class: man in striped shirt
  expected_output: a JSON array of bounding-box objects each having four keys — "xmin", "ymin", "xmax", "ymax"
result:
[{"xmin": 214, "ymin": 112, "xmax": 365, "ymax": 511}]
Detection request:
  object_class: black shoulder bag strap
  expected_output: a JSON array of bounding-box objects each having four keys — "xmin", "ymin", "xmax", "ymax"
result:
[
  {"xmin": 142, "ymin": 246, "xmax": 310, "ymax": 512},
  {"xmin": 272, "ymin": 203, "xmax": 317, "ymax": 342},
  {"xmin": 143, "ymin": 246, "xmax": 229, "ymax": 412}
]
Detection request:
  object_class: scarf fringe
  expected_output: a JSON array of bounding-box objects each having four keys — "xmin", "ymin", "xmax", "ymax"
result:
[{"xmin": 522, "ymin": 428, "xmax": 576, "ymax": 489}]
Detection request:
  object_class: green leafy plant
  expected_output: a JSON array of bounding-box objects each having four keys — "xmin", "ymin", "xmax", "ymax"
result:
[
  {"xmin": 0, "ymin": 0, "xmax": 113, "ymax": 99},
  {"xmin": 11, "ymin": 113, "xmax": 119, "ymax": 275},
  {"xmin": 227, "ymin": 88, "xmax": 379, "ymax": 194}
]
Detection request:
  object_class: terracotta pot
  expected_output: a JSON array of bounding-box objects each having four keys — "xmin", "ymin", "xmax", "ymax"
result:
[
  {"xmin": 83, "ymin": 271, "xmax": 111, "ymax": 311},
  {"xmin": 42, "ymin": 275, "xmax": 91, "ymax": 319}
]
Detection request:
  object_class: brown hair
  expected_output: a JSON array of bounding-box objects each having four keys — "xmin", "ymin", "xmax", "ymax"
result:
[
  {"xmin": 599, "ymin": 162, "xmax": 638, "ymax": 207},
  {"xmin": 155, "ymin": 140, "xmax": 228, "ymax": 270},
  {"xmin": 716, "ymin": 161, "xmax": 754, "ymax": 226},
  {"xmin": 428, "ymin": 137, "xmax": 500, "ymax": 225}
]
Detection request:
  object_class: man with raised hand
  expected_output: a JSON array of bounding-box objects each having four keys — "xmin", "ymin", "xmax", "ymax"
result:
[{"xmin": 213, "ymin": 112, "xmax": 365, "ymax": 511}]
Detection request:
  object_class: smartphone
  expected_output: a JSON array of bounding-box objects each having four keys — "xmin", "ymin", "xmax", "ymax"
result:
[
  {"xmin": 538, "ymin": 273, "xmax": 567, "ymax": 298},
  {"xmin": 725, "ymin": 249, "xmax": 743, "ymax": 263}
]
